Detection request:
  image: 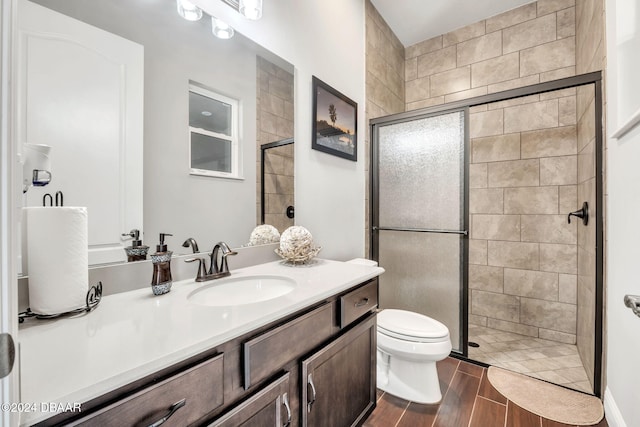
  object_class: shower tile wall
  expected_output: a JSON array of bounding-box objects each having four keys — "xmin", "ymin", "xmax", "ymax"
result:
[
  {"xmin": 575, "ymin": 0, "xmax": 605, "ymax": 389},
  {"xmin": 256, "ymin": 56, "xmax": 294, "ymax": 232},
  {"xmin": 365, "ymin": 0, "xmax": 405, "ymax": 256},
  {"xmin": 468, "ymin": 90, "xmax": 580, "ymax": 345},
  {"xmin": 404, "ymin": 0, "xmax": 577, "ymax": 110}
]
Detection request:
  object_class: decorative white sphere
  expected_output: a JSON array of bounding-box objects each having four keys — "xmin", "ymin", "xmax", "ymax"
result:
[
  {"xmin": 276, "ymin": 226, "xmax": 321, "ymax": 262},
  {"xmin": 249, "ymin": 224, "xmax": 280, "ymax": 246}
]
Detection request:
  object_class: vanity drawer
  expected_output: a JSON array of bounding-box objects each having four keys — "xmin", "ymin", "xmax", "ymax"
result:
[
  {"xmin": 340, "ymin": 280, "xmax": 378, "ymax": 328},
  {"xmin": 243, "ymin": 303, "xmax": 334, "ymax": 389},
  {"xmin": 71, "ymin": 353, "xmax": 224, "ymax": 427}
]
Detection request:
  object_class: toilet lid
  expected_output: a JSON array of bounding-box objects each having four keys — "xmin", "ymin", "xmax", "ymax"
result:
[{"xmin": 378, "ymin": 309, "xmax": 449, "ymax": 341}]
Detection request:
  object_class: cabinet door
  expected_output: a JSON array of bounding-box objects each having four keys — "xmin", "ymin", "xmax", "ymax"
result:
[
  {"xmin": 209, "ymin": 372, "xmax": 292, "ymax": 427},
  {"xmin": 301, "ymin": 314, "xmax": 376, "ymax": 427}
]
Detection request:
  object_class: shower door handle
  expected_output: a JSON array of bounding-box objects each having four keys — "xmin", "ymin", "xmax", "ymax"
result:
[{"xmin": 568, "ymin": 202, "xmax": 589, "ymax": 225}]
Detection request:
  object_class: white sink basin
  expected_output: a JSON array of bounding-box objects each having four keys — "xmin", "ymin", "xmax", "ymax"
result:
[{"xmin": 187, "ymin": 275, "xmax": 297, "ymax": 307}]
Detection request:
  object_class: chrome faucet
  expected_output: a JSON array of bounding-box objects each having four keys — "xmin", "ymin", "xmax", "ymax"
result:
[{"xmin": 185, "ymin": 241, "xmax": 237, "ymax": 282}]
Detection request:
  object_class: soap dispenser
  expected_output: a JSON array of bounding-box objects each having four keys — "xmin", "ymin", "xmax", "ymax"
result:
[
  {"xmin": 150, "ymin": 233, "xmax": 173, "ymax": 295},
  {"xmin": 122, "ymin": 229, "xmax": 149, "ymax": 262}
]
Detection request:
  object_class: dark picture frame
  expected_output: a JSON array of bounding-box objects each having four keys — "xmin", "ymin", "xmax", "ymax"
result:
[{"xmin": 312, "ymin": 76, "xmax": 357, "ymax": 161}]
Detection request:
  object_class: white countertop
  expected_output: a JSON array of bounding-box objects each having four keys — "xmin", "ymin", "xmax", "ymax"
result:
[{"xmin": 18, "ymin": 259, "xmax": 384, "ymax": 425}]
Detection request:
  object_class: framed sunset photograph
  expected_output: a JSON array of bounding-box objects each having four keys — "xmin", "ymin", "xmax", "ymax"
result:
[{"xmin": 312, "ymin": 76, "xmax": 357, "ymax": 161}]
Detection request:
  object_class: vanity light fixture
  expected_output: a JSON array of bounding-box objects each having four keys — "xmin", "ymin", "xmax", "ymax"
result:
[
  {"xmin": 176, "ymin": 0, "xmax": 203, "ymax": 21},
  {"xmin": 211, "ymin": 17, "xmax": 235, "ymax": 39},
  {"xmin": 239, "ymin": 0, "xmax": 262, "ymax": 20}
]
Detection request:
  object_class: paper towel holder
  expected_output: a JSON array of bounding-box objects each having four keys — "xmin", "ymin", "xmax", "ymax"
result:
[{"xmin": 18, "ymin": 281, "xmax": 103, "ymax": 322}]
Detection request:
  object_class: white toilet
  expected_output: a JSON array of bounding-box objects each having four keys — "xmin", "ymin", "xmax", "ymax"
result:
[{"xmin": 377, "ymin": 309, "xmax": 452, "ymax": 404}]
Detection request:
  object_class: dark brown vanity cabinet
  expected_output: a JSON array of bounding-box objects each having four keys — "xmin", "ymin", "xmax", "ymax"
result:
[
  {"xmin": 39, "ymin": 279, "xmax": 378, "ymax": 427},
  {"xmin": 301, "ymin": 314, "xmax": 377, "ymax": 427}
]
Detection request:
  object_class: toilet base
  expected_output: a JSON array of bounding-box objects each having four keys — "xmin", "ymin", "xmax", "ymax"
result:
[{"xmin": 377, "ymin": 350, "xmax": 443, "ymax": 404}]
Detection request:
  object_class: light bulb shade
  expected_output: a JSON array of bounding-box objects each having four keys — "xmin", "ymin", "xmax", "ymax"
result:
[
  {"xmin": 211, "ymin": 17, "xmax": 235, "ymax": 39},
  {"xmin": 239, "ymin": 0, "xmax": 262, "ymax": 20},
  {"xmin": 177, "ymin": 0, "xmax": 203, "ymax": 21}
]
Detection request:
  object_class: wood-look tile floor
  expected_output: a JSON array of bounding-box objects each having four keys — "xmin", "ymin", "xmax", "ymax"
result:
[
  {"xmin": 468, "ymin": 324, "xmax": 592, "ymax": 393},
  {"xmin": 363, "ymin": 357, "xmax": 608, "ymax": 427}
]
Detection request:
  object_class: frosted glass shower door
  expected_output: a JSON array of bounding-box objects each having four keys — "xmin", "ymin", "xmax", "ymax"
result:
[{"xmin": 373, "ymin": 110, "xmax": 466, "ymax": 352}]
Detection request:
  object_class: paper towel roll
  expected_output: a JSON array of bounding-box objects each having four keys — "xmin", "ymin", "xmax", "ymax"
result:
[{"xmin": 25, "ymin": 207, "xmax": 88, "ymax": 315}]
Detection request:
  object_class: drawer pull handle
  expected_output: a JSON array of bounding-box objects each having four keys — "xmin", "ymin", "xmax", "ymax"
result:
[
  {"xmin": 307, "ymin": 374, "xmax": 316, "ymax": 412},
  {"xmin": 282, "ymin": 392, "xmax": 292, "ymax": 427},
  {"xmin": 354, "ymin": 297, "xmax": 369, "ymax": 307},
  {"xmin": 147, "ymin": 398, "xmax": 186, "ymax": 427}
]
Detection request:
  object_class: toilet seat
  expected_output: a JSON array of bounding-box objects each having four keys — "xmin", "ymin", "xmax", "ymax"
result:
[{"xmin": 378, "ymin": 309, "xmax": 449, "ymax": 343}]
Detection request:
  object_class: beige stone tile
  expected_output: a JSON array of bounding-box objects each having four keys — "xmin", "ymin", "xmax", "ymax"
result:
[
  {"xmin": 569, "ymin": 381, "xmax": 593, "ymax": 393},
  {"xmin": 405, "ymin": 76, "xmax": 430, "ymax": 103},
  {"xmin": 504, "ymin": 99, "xmax": 559, "ymax": 133},
  {"xmin": 470, "ymin": 109, "xmax": 504, "ymax": 138},
  {"xmin": 469, "ymin": 239, "xmax": 488, "ymax": 265},
  {"xmin": 558, "ymin": 7, "xmax": 576, "ymax": 38},
  {"xmin": 534, "ymin": 370, "xmax": 572, "ymax": 384},
  {"xmin": 503, "ymin": 14, "xmax": 557, "ymax": 54},
  {"xmin": 471, "ymin": 214, "xmax": 521, "ymax": 241},
  {"xmin": 559, "ymin": 96, "xmax": 577, "ymax": 126},
  {"xmin": 472, "ymin": 133, "xmax": 520, "ymax": 163},
  {"xmin": 471, "ymin": 290, "xmax": 520, "ymax": 322},
  {"xmin": 521, "ymin": 125, "xmax": 577, "ymax": 159},
  {"xmin": 521, "ymin": 298, "xmax": 577, "ymax": 333},
  {"xmin": 488, "ymin": 241, "xmax": 539, "ymax": 270},
  {"xmin": 406, "ymin": 97, "xmax": 444, "ymax": 111},
  {"xmin": 488, "ymin": 159, "xmax": 539, "ymax": 188},
  {"xmin": 456, "ymin": 31, "xmax": 503, "ymax": 67},
  {"xmin": 405, "ymin": 36, "xmax": 443, "ymax": 59},
  {"xmin": 269, "ymin": 75, "xmax": 293, "ymax": 100},
  {"xmin": 444, "ymin": 86, "xmax": 488, "ymax": 103},
  {"xmin": 469, "ymin": 314, "xmax": 488, "ymax": 327},
  {"xmin": 417, "ymin": 46, "xmax": 456, "ymax": 78},
  {"xmin": 559, "ymin": 366, "xmax": 589, "ymax": 382},
  {"xmin": 488, "ymin": 75, "xmax": 540, "ymax": 93},
  {"xmin": 537, "ymin": 0, "xmax": 576, "ymax": 16},
  {"xmin": 559, "ymin": 185, "xmax": 578, "ymax": 213},
  {"xmin": 504, "ymin": 268, "xmax": 559, "ymax": 300},
  {"xmin": 577, "ymin": 97, "xmax": 595, "ymax": 152},
  {"xmin": 540, "ymin": 66, "xmax": 576, "ymax": 82},
  {"xmin": 405, "ymin": 57, "xmax": 417, "ymax": 81},
  {"xmin": 470, "ymin": 163, "xmax": 488, "ymax": 188},
  {"xmin": 540, "ymin": 243, "xmax": 577, "ymax": 273},
  {"xmin": 520, "ymin": 37, "xmax": 576, "ymax": 76},
  {"xmin": 487, "ymin": 94, "xmax": 540, "ymax": 111},
  {"xmin": 276, "ymin": 117, "xmax": 294, "ymax": 138},
  {"xmin": 443, "ymin": 21, "xmax": 486, "ymax": 47},
  {"xmin": 469, "ymin": 264, "xmax": 504, "ymax": 292},
  {"xmin": 540, "ymin": 155, "xmax": 577, "ymax": 185},
  {"xmin": 558, "ymin": 273, "xmax": 577, "ymax": 304},
  {"xmin": 521, "ymin": 215, "xmax": 577, "ymax": 244},
  {"xmin": 275, "ymin": 175, "xmax": 294, "ymax": 195},
  {"xmin": 487, "ymin": 318, "xmax": 539, "ymax": 337},
  {"xmin": 471, "ymin": 52, "xmax": 520, "ymax": 88},
  {"xmin": 486, "ymin": 3, "xmax": 538, "ymax": 33},
  {"xmin": 538, "ymin": 328, "xmax": 576, "ymax": 344},
  {"xmin": 260, "ymin": 90, "xmax": 285, "ymax": 116},
  {"xmin": 430, "ymin": 66, "xmax": 470, "ymax": 97},
  {"xmin": 504, "ymin": 187, "xmax": 558, "ymax": 214},
  {"xmin": 578, "ymin": 141, "xmax": 595, "ymax": 184},
  {"xmin": 470, "ymin": 188, "xmax": 504, "ymax": 214},
  {"xmin": 470, "ymin": 105, "xmax": 488, "ymax": 113}
]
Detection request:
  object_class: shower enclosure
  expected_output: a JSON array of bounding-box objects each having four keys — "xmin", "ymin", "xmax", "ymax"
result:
[{"xmin": 370, "ymin": 73, "xmax": 603, "ymax": 396}]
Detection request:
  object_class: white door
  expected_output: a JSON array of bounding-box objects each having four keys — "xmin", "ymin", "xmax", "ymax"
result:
[{"xmin": 17, "ymin": 0, "xmax": 143, "ymax": 266}]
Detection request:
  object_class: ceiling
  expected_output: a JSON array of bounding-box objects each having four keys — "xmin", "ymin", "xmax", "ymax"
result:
[{"xmin": 370, "ymin": 0, "xmax": 536, "ymax": 47}]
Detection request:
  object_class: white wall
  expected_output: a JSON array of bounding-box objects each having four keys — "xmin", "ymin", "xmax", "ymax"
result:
[
  {"xmin": 604, "ymin": 0, "xmax": 640, "ymax": 425},
  {"xmin": 195, "ymin": 0, "xmax": 367, "ymax": 260}
]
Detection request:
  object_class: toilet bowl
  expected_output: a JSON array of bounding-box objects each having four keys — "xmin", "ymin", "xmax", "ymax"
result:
[{"xmin": 377, "ymin": 309, "xmax": 452, "ymax": 404}]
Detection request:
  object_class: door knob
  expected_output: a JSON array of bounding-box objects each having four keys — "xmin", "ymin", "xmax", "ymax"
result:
[{"xmin": 568, "ymin": 202, "xmax": 589, "ymax": 226}]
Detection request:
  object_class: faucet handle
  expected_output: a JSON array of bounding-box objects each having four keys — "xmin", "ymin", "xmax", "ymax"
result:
[{"xmin": 185, "ymin": 256, "xmax": 208, "ymax": 282}]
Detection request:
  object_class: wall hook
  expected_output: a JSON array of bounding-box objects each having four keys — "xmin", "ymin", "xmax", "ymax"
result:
[{"xmin": 568, "ymin": 202, "xmax": 589, "ymax": 226}]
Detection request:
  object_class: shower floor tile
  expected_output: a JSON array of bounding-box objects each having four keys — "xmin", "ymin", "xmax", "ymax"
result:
[{"xmin": 468, "ymin": 325, "xmax": 593, "ymax": 394}]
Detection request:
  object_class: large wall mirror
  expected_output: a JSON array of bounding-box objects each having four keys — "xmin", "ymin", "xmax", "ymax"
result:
[{"xmin": 17, "ymin": 0, "xmax": 294, "ymax": 271}]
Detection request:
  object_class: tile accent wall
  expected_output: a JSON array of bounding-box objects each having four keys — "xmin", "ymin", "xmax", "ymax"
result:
[
  {"xmin": 256, "ymin": 56, "xmax": 295, "ymax": 233},
  {"xmin": 404, "ymin": 0, "xmax": 577, "ymax": 109},
  {"xmin": 469, "ymin": 89, "xmax": 580, "ymax": 344},
  {"xmin": 575, "ymin": 0, "xmax": 606, "ymax": 389},
  {"xmin": 365, "ymin": 0, "xmax": 405, "ymax": 256}
]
